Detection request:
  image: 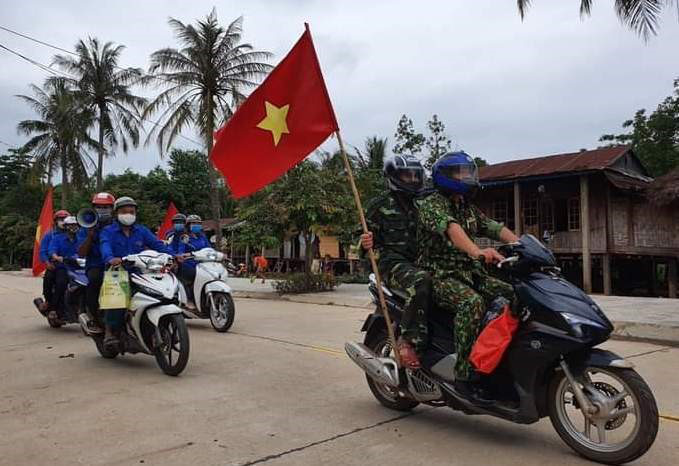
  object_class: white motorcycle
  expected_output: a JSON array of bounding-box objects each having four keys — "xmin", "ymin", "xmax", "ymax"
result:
[
  {"xmin": 177, "ymin": 248, "xmax": 236, "ymax": 333},
  {"xmin": 81, "ymin": 250, "xmax": 190, "ymax": 376}
]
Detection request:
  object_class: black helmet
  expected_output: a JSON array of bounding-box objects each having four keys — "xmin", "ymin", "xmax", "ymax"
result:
[{"xmin": 383, "ymin": 155, "xmax": 424, "ymax": 194}]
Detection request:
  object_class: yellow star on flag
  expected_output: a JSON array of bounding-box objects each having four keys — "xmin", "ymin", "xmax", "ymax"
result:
[{"xmin": 257, "ymin": 101, "xmax": 290, "ymax": 146}]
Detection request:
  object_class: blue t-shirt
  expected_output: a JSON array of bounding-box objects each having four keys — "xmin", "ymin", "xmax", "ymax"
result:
[
  {"xmin": 48, "ymin": 231, "xmax": 82, "ymax": 268},
  {"xmin": 100, "ymin": 221, "xmax": 172, "ymax": 265},
  {"xmin": 177, "ymin": 234, "xmax": 211, "ymax": 270},
  {"xmin": 39, "ymin": 230, "xmax": 55, "ymax": 263},
  {"xmin": 76, "ymin": 223, "xmax": 112, "ymax": 270}
]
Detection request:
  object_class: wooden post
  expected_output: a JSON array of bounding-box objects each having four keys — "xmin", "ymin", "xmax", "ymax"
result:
[
  {"xmin": 513, "ymin": 181, "xmax": 521, "ymax": 235},
  {"xmin": 603, "ymin": 254, "xmax": 612, "ymax": 296},
  {"xmin": 669, "ymin": 258, "xmax": 677, "ymax": 299},
  {"xmin": 336, "ymin": 130, "xmax": 401, "ymax": 367},
  {"xmin": 580, "ymin": 175, "xmax": 592, "ymax": 293}
]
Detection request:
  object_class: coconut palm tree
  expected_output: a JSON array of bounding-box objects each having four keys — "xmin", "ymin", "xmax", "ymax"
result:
[
  {"xmin": 143, "ymin": 10, "xmax": 272, "ymax": 243},
  {"xmin": 354, "ymin": 136, "xmax": 388, "ymax": 171},
  {"xmin": 16, "ymin": 78, "xmax": 98, "ymax": 206},
  {"xmin": 517, "ymin": 0, "xmax": 678, "ymax": 40},
  {"xmin": 53, "ymin": 38, "xmax": 146, "ymax": 190}
]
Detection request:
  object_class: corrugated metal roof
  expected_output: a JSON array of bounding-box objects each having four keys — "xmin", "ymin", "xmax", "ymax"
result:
[{"xmin": 479, "ymin": 146, "xmax": 630, "ymax": 181}]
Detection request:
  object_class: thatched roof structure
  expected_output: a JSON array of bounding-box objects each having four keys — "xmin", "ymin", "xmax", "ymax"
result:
[{"xmin": 646, "ymin": 168, "xmax": 679, "ymax": 206}]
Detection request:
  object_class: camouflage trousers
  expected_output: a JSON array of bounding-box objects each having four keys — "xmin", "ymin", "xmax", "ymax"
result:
[
  {"xmin": 386, "ymin": 262, "xmax": 432, "ymax": 354},
  {"xmin": 433, "ymin": 272, "xmax": 515, "ymax": 381}
]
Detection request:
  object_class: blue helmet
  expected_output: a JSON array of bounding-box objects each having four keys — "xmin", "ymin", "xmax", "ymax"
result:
[{"xmin": 432, "ymin": 151, "xmax": 480, "ymax": 197}]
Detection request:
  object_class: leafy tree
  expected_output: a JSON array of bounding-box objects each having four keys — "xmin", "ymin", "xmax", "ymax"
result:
[
  {"xmin": 353, "ymin": 136, "xmax": 388, "ymax": 170},
  {"xmin": 144, "ymin": 11, "xmax": 272, "ymax": 243},
  {"xmin": 0, "ymin": 149, "xmax": 32, "ymax": 193},
  {"xmin": 600, "ymin": 78, "xmax": 679, "ymax": 176},
  {"xmin": 393, "ymin": 114, "xmax": 425, "ymax": 155},
  {"xmin": 54, "ymin": 38, "xmax": 146, "ymax": 190},
  {"xmin": 16, "ymin": 77, "xmax": 98, "ymax": 206},
  {"xmin": 168, "ymin": 149, "xmax": 212, "ymax": 218},
  {"xmin": 0, "ymin": 214, "xmax": 36, "ymax": 268},
  {"xmin": 474, "ymin": 156, "xmax": 488, "ymax": 168},
  {"xmin": 425, "ymin": 114, "xmax": 452, "ymax": 169},
  {"xmin": 517, "ymin": 0, "xmax": 679, "ymax": 40},
  {"xmin": 234, "ymin": 185, "xmax": 287, "ymax": 252}
]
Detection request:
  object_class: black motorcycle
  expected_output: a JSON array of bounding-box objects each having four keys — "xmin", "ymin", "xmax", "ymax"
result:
[{"xmin": 345, "ymin": 234, "xmax": 658, "ymax": 464}]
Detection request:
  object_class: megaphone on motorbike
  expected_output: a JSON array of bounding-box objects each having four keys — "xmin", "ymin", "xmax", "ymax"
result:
[{"xmin": 77, "ymin": 207, "xmax": 98, "ymax": 228}]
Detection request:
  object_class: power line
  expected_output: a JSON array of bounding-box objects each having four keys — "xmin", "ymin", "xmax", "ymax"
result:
[
  {"xmin": 0, "ymin": 139, "xmax": 13, "ymax": 146},
  {"xmin": 0, "ymin": 25, "xmax": 75, "ymax": 56},
  {"xmin": 0, "ymin": 24, "xmax": 177, "ymax": 87},
  {"xmin": 0, "ymin": 42, "xmax": 203, "ymax": 148}
]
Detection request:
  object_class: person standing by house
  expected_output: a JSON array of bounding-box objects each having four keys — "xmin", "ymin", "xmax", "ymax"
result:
[{"xmin": 251, "ymin": 254, "xmax": 268, "ymax": 284}]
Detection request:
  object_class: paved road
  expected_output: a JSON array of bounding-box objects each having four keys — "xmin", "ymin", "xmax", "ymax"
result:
[{"xmin": 1, "ymin": 275, "xmax": 678, "ymax": 465}]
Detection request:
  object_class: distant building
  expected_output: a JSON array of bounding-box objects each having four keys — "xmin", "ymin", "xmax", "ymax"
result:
[{"xmin": 477, "ymin": 145, "xmax": 678, "ymax": 298}]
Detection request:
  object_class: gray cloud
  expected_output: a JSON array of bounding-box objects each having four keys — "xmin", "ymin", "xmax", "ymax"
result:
[{"xmin": 1, "ymin": 0, "xmax": 678, "ymax": 176}]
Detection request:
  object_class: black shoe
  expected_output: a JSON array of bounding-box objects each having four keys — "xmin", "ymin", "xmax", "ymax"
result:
[{"xmin": 452, "ymin": 380, "xmax": 495, "ymax": 406}]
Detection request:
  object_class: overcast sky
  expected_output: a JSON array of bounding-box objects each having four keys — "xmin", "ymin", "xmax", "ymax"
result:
[{"xmin": 1, "ymin": 0, "xmax": 678, "ymax": 176}]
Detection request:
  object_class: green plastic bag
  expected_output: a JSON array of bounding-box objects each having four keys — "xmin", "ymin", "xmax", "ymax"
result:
[{"xmin": 99, "ymin": 268, "xmax": 130, "ymax": 310}]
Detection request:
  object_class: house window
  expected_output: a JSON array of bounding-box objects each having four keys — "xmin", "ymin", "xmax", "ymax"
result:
[
  {"xmin": 541, "ymin": 199, "xmax": 555, "ymax": 233},
  {"xmin": 492, "ymin": 199, "xmax": 508, "ymax": 226},
  {"xmin": 523, "ymin": 198, "xmax": 538, "ymax": 226},
  {"xmin": 568, "ymin": 197, "xmax": 580, "ymax": 231}
]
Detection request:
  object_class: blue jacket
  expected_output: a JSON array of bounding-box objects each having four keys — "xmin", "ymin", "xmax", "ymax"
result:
[
  {"xmin": 100, "ymin": 221, "xmax": 172, "ymax": 265},
  {"xmin": 76, "ymin": 222, "xmax": 112, "ymax": 270},
  {"xmin": 39, "ymin": 230, "xmax": 55, "ymax": 263},
  {"xmin": 177, "ymin": 234, "xmax": 211, "ymax": 270},
  {"xmin": 48, "ymin": 231, "xmax": 82, "ymax": 268}
]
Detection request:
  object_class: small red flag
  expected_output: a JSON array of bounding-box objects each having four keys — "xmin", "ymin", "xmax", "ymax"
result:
[
  {"xmin": 211, "ymin": 25, "xmax": 338, "ymax": 198},
  {"xmin": 157, "ymin": 202, "xmax": 179, "ymax": 239},
  {"xmin": 32, "ymin": 188, "xmax": 53, "ymax": 276}
]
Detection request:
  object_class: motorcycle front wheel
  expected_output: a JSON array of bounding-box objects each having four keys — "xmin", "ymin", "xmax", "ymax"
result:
[
  {"xmin": 154, "ymin": 314, "xmax": 190, "ymax": 376},
  {"xmin": 208, "ymin": 292, "xmax": 235, "ymax": 333},
  {"xmin": 548, "ymin": 366, "xmax": 658, "ymax": 464},
  {"xmin": 363, "ymin": 330, "xmax": 419, "ymax": 412}
]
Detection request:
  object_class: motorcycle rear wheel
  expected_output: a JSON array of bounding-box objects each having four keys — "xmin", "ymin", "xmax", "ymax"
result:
[
  {"xmin": 364, "ymin": 330, "xmax": 419, "ymax": 412},
  {"xmin": 548, "ymin": 366, "xmax": 658, "ymax": 464},
  {"xmin": 154, "ymin": 314, "xmax": 190, "ymax": 376}
]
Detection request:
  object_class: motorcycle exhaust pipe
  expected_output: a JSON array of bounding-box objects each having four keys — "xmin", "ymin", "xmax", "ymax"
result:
[{"xmin": 344, "ymin": 341, "xmax": 399, "ymax": 388}]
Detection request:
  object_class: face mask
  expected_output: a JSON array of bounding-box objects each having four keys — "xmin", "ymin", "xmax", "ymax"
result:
[
  {"xmin": 174, "ymin": 223, "xmax": 185, "ymax": 232},
  {"xmin": 118, "ymin": 213, "xmax": 136, "ymax": 226},
  {"xmin": 56, "ymin": 220, "xmax": 65, "ymax": 229},
  {"xmin": 190, "ymin": 225, "xmax": 202, "ymax": 234}
]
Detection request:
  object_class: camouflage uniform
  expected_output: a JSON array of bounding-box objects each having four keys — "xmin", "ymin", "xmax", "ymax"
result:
[
  {"xmin": 363, "ymin": 192, "xmax": 431, "ymax": 353},
  {"xmin": 417, "ymin": 192, "xmax": 515, "ymax": 380}
]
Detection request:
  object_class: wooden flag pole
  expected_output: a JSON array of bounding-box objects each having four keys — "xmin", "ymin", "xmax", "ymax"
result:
[{"xmin": 336, "ymin": 130, "xmax": 401, "ymax": 368}]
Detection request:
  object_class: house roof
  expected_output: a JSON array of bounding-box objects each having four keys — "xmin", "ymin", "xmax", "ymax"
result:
[
  {"xmin": 646, "ymin": 167, "xmax": 679, "ymax": 205},
  {"xmin": 479, "ymin": 146, "xmax": 631, "ymax": 182}
]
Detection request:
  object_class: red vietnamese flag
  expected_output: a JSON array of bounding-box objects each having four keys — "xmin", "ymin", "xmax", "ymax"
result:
[
  {"xmin": 211, "ymin": 25, "xmax": 338, "ymax": 198},
  {"xmin": 32, "ymin": 188, "xmax": 53, "ymax": 276},
  {"xmin": 157, "ymin": 201, "xmax": 179, "ymax": 239}
]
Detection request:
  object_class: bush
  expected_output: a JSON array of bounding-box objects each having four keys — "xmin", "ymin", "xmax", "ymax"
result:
[
  {"xmin": 272, "ymin": 273, "xmax": 339, "ymax": 294},
  {"xmin": 337, "ymin": 273, "xmax": 370, "ymax": 284}
]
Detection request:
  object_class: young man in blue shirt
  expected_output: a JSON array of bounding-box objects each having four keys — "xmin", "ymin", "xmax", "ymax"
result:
[
  {"xmin": 176, "ymin": 214, "xmax": 210, "ymax": 305},
  {"xmin": 48, "ymin": 216, "xmax": 82, "ymax": 322},
  {"xmin": 34, "ymin": 209, "xmax": 70, "ymax": 316},
  {"xmin": 77, "ymin": 192, "xmax": 116, "ymax": 333},
  {"xmin": 99, "ymin": 196, "xmax": 179, "ymax": 347}
]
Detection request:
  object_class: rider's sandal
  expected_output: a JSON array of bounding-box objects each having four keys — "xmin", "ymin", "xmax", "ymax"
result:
[{"xmin": 396, "ymin": 340, "xmax": 421, "ymax": 369}]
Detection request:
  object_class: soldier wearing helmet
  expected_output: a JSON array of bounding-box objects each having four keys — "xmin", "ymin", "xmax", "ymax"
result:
[
  {"xmin": 33, "ymin": 209, "xmax": 70, "ymax": 316},
  {"xmin": 77, "ymin": 193, "xmax": 116, "ymax": 333},
  {"xmin": 359, "ymin": 154, "xmax": 432, "ymax": 369},
  {"xmin": 417, "ymin": 151, "xmax": 519, "ymax": 404}
]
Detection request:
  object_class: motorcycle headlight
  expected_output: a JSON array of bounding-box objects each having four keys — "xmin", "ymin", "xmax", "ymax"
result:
[
  {"xmin": 561, "ymin": 312, "xmax": 607, "ymax": 337},
  {"xmin": 134, "ymin": 284, "xmax": 164, "ymax": 299}
]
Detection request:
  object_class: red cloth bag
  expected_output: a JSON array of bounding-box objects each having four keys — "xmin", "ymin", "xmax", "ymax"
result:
[{"xmin": 470, "ymin": 306, "xmax": 520, "ymax": 374}]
